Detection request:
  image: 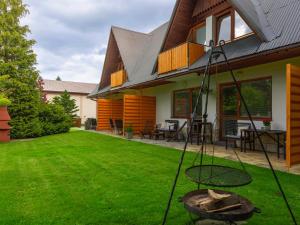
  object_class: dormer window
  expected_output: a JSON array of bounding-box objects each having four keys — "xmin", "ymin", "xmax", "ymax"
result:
[
  {"xmin": 217, "ymin": 14, "xmax": 232, "ymax": 42},
  {"xmin": 188, "ymin": 23, "xmax": 206, "ymax": 45},
  {"xmin": 216, "ymin": 10, "xmax": 253, "ymax": 43},
  {"xmin": 234, "ymin": 11, "xmax": 252, "ymax": 38}
]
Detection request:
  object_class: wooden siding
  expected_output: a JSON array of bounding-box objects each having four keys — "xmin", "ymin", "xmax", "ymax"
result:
[
  {"xmin": 163, "ymin": 0, "xmax": 197, "ymax": 51},
  {"xmin": 97, "ymin": 99, "xmax": 123, "ymax": 131},
  {"xmin": 193, "ymin": 0, "xmax": 226, "ymax": 17},
  {"xmin": 158, "ymin": 42, "xmax": 204, "ymax": 75},
  {"xmin": 123, "ymin": 95, "xmax": 156, "ymax": 134},
  {"xmin": 189, "ymin": 42, "xmax": 205, "ymax": 66},
  {"xmin": 286, "ymin": 64, "xmax": 300, "ymax": 167},
  {"xmin": 111, "ymin": 69, "xmax": 126, "ymax": 88},
  {"xmin": 172, "ymin": 43, "xmax": 189, "ymax": 70},
  {"xmin": 158, "ymin": 49, "xmax": 172, "ymax": 74}
]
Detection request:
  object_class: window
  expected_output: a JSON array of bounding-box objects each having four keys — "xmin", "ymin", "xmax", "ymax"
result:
[
  {"xmin": 188, "ymin": 23, "xmax": 206, "ymax": 45},
  {"xmin": 216, "ymin": 10, "xmax": 253, "ymax": 43},
  {"xmin": 220, "ymin": 77, "xmax": 272, "ymax": 120},
  {"xmin": 173, "ymin": 90, "xmax": 190, "ymax": 118},
  {"xmin": 217, "ymin": 15, "xmax": 232, "ymax": 42},
  {"xmin": 240, "ymin": 79, "xmax": 272, "ymax": 118},
  {"xmin": 234, "ymin": 11, "xmax": 252, "ymax": 38},
  {"xmin": 173, "ymin": 88, "xmax": 202, "ymax": 118},
  {"xmin": 195, "ymin": 26, "xmax": 206, "ymax": 45}
]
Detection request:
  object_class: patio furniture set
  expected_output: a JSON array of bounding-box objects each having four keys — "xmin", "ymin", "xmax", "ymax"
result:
[
  {"xmin": 224, "ymin": 121, "xmax": 286, "ymax": 159},
  {"xmin": 108, "ymin": 118, "xmax": 286, "ymax": 159}
]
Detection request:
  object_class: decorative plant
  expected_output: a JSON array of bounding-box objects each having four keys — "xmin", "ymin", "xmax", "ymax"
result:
[
  {"xmin": 0, "ymin": 94, "xmax": 11, "ymax": 107},
  {"xmin": 125, "ymin": 125, "xmax": 133, "ymax": 133},
  {"xmin": 263, "ymin": 119, "xmax": 272, "ymax": 127}
]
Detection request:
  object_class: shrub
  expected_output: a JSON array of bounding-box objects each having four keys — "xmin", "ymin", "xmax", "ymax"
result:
[
  {"xmin": 39, "ymin": 103, "xmax": 72, "ymax": 136},
  {"xmin": 52, "ymin": 91, "xmax": 79, "ymax": 120},
  {"xmin": 0, "ymin": 94, "xmax": 11, "ymax": 107}
]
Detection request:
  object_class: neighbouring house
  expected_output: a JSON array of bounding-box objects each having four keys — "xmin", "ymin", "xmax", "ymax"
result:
[
  {"xmin": 43, "ymin": 79, "xmax": 97, "ymax": 124},
  {"xmin": 89, "ymin": 0, "xmax": 300, "ymax": 167}
]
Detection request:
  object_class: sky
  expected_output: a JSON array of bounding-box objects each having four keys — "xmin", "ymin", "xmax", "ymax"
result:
[{"xmin": 22, "ymin": 0, "xmax": 174, "ymax": 83}]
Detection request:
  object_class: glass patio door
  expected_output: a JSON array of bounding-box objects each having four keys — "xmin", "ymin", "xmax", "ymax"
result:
[{"xmin": 219, "ymin": 84, "xmax": 238, "ymax": 139}]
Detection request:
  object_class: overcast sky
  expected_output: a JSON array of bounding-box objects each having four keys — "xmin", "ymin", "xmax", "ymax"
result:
[{"xmin": 22, "ymin": 0, "xmax": 174, "ymax": 83}]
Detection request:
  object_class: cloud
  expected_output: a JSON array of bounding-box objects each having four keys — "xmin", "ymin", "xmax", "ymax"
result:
[{"xmin": 22, "ymin": 0, "xmax": 174, "ymax": 83}]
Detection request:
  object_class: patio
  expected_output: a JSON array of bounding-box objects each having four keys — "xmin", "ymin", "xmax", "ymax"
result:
[{"xmin": 93, "ymin": 130, "xmax": 300, "ymax": 175}]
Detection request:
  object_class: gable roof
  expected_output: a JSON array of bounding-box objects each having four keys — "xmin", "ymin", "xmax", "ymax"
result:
[
  {"xmin": 91, "ymin": 22, "xmax": 169, "ymax": 96},
  {"xmin": 43, "ymin": 80, "xmax": 97, "ymax": 95},
  {"xmin": 111, "ymin": 26, "xmax": 150, "ymax": 78}
]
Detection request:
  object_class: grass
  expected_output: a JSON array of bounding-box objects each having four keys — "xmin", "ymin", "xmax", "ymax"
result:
[{"xmin": 0, "ymin": 130, "xmax": 299, "ymax": 225}]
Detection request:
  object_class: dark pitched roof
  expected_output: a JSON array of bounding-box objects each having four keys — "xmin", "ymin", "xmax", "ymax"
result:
[
  {"xmin": 43, "ymin": 80, "xmax": 97, "ymax": 95},
  {"xmin": 229, "ymin": 0, "xmax": 277, "ymax": 41},
  {"xmin": 91, "ymin": 0, "xmax": 300, "ymax": 97},
  {"xmin": 89, "ymin": 22, "xmax": 169, "ymax": 97}
]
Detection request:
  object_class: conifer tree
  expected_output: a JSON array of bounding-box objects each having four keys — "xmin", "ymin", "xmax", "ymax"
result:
[
  {"xmin": 52, "ymin": 91, "xmax": 79, "ymax": 120},
  {"xmin": 0, "ymin": 0, "xmax": 42, "ymax": 138}
]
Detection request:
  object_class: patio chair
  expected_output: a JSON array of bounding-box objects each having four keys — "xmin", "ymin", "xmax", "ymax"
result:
[
  {"xmin": 201, "ymin": 122, "xmax": 213, "ymax": 144},
  {"xmin": 188, "ymin": 120, "xmax": 213, "ymax": 145},
  {"xmin": 225, "ymin": 121, "xmax": 253, "ymax": 151},
  {"xmin": 188, "ymin": 120, "xmax": 202, "ymax": 145},
  {"xmin": 164, "ymin": 120, "xmax": 179, "ymax": 141},
  {"xmin": 153, "ymin": 124, "xmax": 165, "ymax": 140},
  {"xmin": 114, "ymin": 119, "xmax": 123, "ymax": 135},
  {"xmin": 109, "ymin": 118, "xmax": 115, "ymax": 133},
  {"xmin": 167, "ymin": 121, "xmax": 187, "ymax": 142},
  {"xmin": 140, "ymin": 120, "xmax": 155, "ymax": 139}
]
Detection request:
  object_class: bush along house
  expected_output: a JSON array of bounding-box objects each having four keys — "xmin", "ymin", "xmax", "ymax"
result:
[{"xmin": 89, "ymin": 0, "xmax": 300, "ymax": 168}]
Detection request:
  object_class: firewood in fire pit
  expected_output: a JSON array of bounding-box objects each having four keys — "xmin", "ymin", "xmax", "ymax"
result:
[{"xmin": 192, "ymin": 190, "xmax": 242, "ymax": 213}]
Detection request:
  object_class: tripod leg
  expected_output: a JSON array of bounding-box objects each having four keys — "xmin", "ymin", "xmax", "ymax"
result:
[
  {"xmin": 161, "ymin": 49, "xmax": 214, "ymax": 225},
  {"xmin": 219, "ymin": 41, "xmax": 298, "ymax": 225}
]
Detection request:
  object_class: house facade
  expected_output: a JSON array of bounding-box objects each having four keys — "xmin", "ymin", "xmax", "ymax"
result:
[
  {"xmin": 89, "ymin": 0, "xmax": 300, "ymax": 167},
  {"xmin": 43, "ymin": 79, "xmax": 97, "ymax": 124}
]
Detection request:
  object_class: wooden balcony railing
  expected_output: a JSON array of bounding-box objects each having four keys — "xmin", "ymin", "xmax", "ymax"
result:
[
  {"xmin": 158, "ymin": 42, "xmax": 205, "ymax": 75},
  {"xmin": 111, "ymin": 69, "xmax": 126, "ymax": 88}
]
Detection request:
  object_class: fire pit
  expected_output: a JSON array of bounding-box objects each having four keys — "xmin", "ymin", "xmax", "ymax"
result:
[{"xmin": 182, "ymin": 189, "xmax": 256, "ymax": 224}]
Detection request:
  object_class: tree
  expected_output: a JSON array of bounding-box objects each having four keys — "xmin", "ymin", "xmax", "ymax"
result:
[
  {"xmin": 52, "ymin": 91, "xmax": 79, "ymax": 119},
  {"xmin": 37, "ymin": 76, "xmax": 48, "ymax": 103},
  {"xmin": 0, "ymin": 0, "xmax": 43, "ymax": 138},
  {"xmin": 56, "ymin": 76, "xmax": 62, "ymax": 81}
]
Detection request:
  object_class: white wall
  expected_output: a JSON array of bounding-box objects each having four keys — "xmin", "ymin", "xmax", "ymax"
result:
[
  {"xmin": 46, "ymin": 93, "xmax": 97, "ymax": 124},
  {"xmin": 139, "ymin": 56, "xmax": 300, "ymax": 133}
]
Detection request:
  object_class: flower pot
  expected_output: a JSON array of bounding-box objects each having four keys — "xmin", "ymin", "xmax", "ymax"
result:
[
  {"xmin": 0, "ymin": 106, "xmax": 10, "ymax": 121},
  {"xmin": 126, "ymin": 131, "xmax": 133, "ymax": 139},
  {"xmin": 262, "ymin": 126, "xmax": 271, "ymax": 131},
  {"xmin": 0, "ymin": 106, "xmax": 11, "ymax": 142}
]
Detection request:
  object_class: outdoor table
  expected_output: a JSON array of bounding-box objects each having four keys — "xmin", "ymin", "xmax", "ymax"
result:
[{"xmin": 243, "ymin": 129, "xmax": 286, "ymax": 159}]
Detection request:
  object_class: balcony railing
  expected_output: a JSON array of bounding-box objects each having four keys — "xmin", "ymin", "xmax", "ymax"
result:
[
  {"xmin": 158, "ymin": 42, "xmax": 205, "ymax": 75},
  {"xmin": 111, "ymin": 69, "xmax": 126, "ymax": 88}
]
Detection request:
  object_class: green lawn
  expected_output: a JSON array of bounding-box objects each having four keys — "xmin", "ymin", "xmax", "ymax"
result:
[{"xmin": 0, "ymin": 131, "xmax": 299, "ymax": 225}]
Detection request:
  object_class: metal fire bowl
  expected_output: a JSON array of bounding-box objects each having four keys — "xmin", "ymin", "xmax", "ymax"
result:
[{"xmin": 182, "ymin": 189, "xmax": 256, "ymax": 222}]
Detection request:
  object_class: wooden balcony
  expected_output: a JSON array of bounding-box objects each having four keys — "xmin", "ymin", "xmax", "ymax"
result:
[
  {"xmin": 111, "ymin": 69, "xmax": 126, "ymax": 88},
  {"xmin": 158, "ymin": 42, "xmax": 205, "ymax": 75}
]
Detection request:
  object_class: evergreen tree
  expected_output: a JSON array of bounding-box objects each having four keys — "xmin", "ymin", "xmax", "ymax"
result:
[
  {"xmin": 0, "ymin": 0, "xmax": 42, "ymax": 138},
  {"xmin": 52, "ymin": 91, "xmax": 79, "ymax": 120},
  {"xmin": 56, "ymin": 76, "xmax": 62, "ymax": 81}
]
